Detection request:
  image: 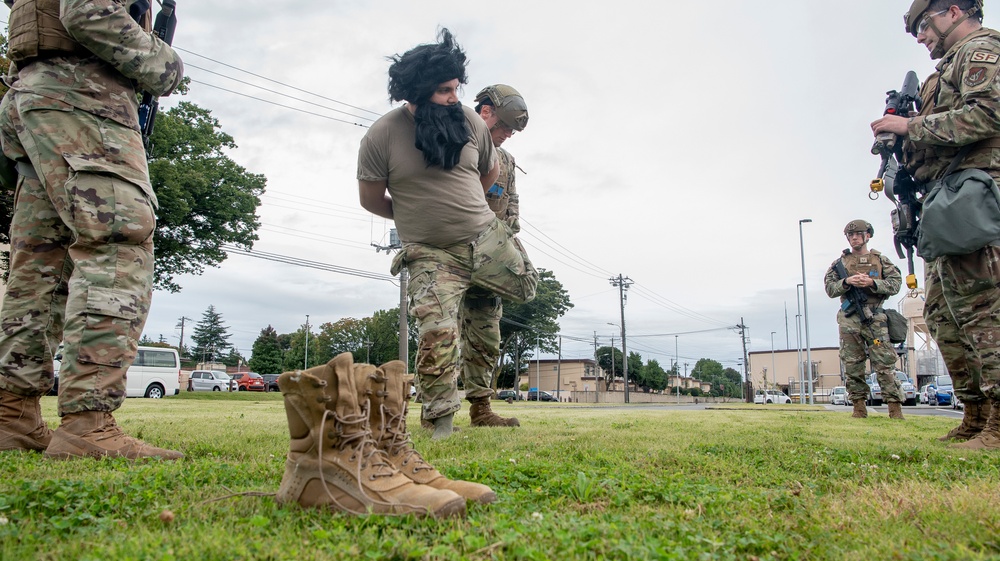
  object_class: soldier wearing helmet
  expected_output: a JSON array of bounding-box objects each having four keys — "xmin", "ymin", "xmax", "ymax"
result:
[
  {"xmin": 824, "ymin": 220, "xmax": 904, "ymax": 420},
  {"xmin": 870, "ymin": 1, "xmax": 1000, "ymax": 449},
  {"xmin": 450, "ymin": 85, "xmax": 531, "ymax": 430}
]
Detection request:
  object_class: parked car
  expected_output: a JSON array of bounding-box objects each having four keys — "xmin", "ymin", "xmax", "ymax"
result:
[
  {"xmin": 866, "ymin": 371, "xmax": 914, "ymax": 406},
  {"xmin": 527, "ymin": 390, "xmax": 557, "ymax": 402},
  {"xmin": 927, "ymin": 374, "xmax": 954, "ymax": 406},
  {"xmin": 919, "ymin": 384, "xmax": 931, "ymax": 404},
  {"xmin": 189, "ymin": 370, "xmax": 234, "ymax": 392},
  {"xmin": 830, "ymin": 386, "xmax": 848, "ymax": 406},
  {"xmin": 497, "ymin": 389, "xmax": 523, "ymax": 401},
  {"xmin": 232, "ymin": 371, "xmax": 265, "ymax": 391},
  {"xmin": 262, "ymin": 374, "xmax": 280, "ymax": 392},
  {"xmin": 754, "ymin": 389, "xmax": 791, "ymax": 404},
  {"xmin": 951, "ymin": 389, "xmax": 963, "ymax": 410},
  {"xmin": 49, "ymin": 345, "xmax": 179, "ymax": 398},
  {"xmin": 895, "ymin": 371, "xmax": 918, "ymax": 406}
]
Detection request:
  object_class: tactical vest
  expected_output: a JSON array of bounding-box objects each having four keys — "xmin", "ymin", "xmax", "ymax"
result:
[
  {"xmin": 486, "ymin": 147, "xmax": 515, "ymax": 219},
  {"xmin": 841, "ymin": 250, "xmax": 884, "ymax": 300},
  {"xmin": 7, "ymin": 0, "xmax": 87, "ymax": 63},
  {"xmin": 903, "ymin": 29, "xmax": 1000, "ymax": 182}
]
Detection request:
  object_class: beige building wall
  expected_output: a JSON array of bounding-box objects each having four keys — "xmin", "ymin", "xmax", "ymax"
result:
[
  {"xmin": 519, "ymin": 358, "xmax": 602, "ymax": 401},
  {"xmin": 748, "ymin": 346, "xmax": 844, "ymax": 400}
]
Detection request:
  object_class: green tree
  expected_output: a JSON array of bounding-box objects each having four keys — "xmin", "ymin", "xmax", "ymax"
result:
[
  {"xmin": 249, "ymin": 325, "xmax": 284, "ymax": 374},
  {"xmin": 147, "ymin": 101, "xmax": 266, "ymax": 292},
  {"xmin": 190, "ymin": 305, "xmax": 232, "ymax": 364},
  {"xmin": 282, "ymin": 322, "xmax": 321, "ymax": 371},
  {"xmin": 641, "ymin": 359, "xmax": 668, "ymax": 392},
  {"xmin": 595, "ymin": 345, "xmax": 624, "ymax": 390},
  {"xmin": 221, "ymin": 347, "xmax": 246, "ymax": 368},
  {"xmin": 496, "ymin": 269, "xmax": 573, "ymax": 388}
]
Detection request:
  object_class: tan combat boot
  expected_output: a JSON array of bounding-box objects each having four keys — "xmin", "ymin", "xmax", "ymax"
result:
[
  {"xmin": 469, "ymin": 396, "xmax": 520, "ymax": 427},
  {"xmin": 275, "ymin": 353, "xmax": 466, "ymax": 518},
  {"xmin": 887, "ymin": 402, "xmax": 905, "ymax": 420},
  {"xmin": 851, "ymin": 400, "xmax": 868, "ymax": 418},
  {"xmin": 44, "ymin": 410, "xmax": 182, "ymax": 460},
  {"xmin": 950, "ymin": 399, "xmax": 1000, "ymax": 451},
  {"xmin": 366, "ymin": 360, "xmax": 496, "ymax": 504},
  {"xmin": 0, "ymin": 388, "xmax": 53, "ymax": 452},
  {"xmin": 938, "ymin": 400, "xmax": 991, "ymax": 442}
]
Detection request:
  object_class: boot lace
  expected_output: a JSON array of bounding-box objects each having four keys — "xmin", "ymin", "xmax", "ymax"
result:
[{"xmin": 378, "ymin": 402, "xmax": 433, "ymax": 473}]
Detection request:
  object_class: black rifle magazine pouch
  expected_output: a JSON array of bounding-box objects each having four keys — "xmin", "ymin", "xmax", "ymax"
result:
[
  {"xmin": 917, "ymin": 168, "xmax": 1000, "ymax": 260},
  {"xmin": 884, "ymin": 308, "xmax": 908, "ymax": 344}
]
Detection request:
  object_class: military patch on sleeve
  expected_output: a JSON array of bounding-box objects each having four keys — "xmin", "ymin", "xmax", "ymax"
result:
[
  {"xmin": 966, "ymin": 66, "xmax": 989, "ymax": 87},
  {"xmin": 971, "ymin": 51, "xmax": 1000, "ymax": 64}
]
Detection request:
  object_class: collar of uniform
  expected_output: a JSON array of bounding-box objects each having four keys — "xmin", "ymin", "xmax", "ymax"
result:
[{"xmin": 936, "ymin": 27, "xmax": 1000, "ymax": 71}]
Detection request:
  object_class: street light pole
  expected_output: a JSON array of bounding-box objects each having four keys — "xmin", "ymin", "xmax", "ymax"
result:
[
  {"xmin": 796, "ymin": 283, "xmax": 804, "ymax": 404},
  {"xmin": 800, "ymin": 218, "xmax": 815, "ymax": 405},
  {"xmin": 770, "ymin": 331, "xmax": 777, "ymax": 392},
  {"xmin": 304, "ymin": 314, "xmax": 310, "ymax": 370}
]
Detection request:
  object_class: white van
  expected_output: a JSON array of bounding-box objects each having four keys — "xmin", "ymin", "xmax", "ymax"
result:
[
  {"xmin": 126, "ymin": 346, "xmax": 181, "ymax": 398},
  {"xmin": 51, "ymin": 345, "xmax": 180, "ymax": 398}
]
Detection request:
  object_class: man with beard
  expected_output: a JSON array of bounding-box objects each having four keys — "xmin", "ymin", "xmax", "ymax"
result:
[
  {"xmin": 455, "ymin": 85, "xmax": 530, "ymax": 429},
  {"xmin": 823, "ymin": 220, "xmax": 904, "ymax": 420},
  {"xmin": 357, "ymin": 29, "xmax": 538, "ymax": 440}
]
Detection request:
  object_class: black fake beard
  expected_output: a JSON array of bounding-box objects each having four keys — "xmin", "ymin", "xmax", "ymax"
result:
[{"xmin": 413, "ymin": 102, "xmax": 470, "ymax": 170}]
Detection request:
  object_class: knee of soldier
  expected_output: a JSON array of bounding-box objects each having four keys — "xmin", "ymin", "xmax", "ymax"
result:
[
  {"xmin": 69, "ymin": 174, "xmax": 155, "ymax": 247},
  {"xmin": 417, "ymin": 328, "xmax": 459, "ymax": 372}
]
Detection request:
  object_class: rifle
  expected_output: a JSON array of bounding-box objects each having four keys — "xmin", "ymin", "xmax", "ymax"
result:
[
  {"xmin": 833, "ymin": 255, "xmax": 875, "ymax": 326},
  {"xmin": 870, "ymin": 71, "xmax": 922, "ymax": 289},
  {"xmin": 137, "ymin": 0, "xmax": 178, "ymax": 154}
]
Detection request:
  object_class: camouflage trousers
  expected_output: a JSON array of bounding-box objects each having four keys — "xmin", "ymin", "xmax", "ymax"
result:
[
  {"xmin": 0, "ymin": 92, "xmax": 156, "ymax": 416},
  {"xmin": 924, "ymin": 246, "xmax": 1000, "ymax": 403},
  {"xmin": 459, "ymin": 287, "xmax": 502, "ymax": 400},
  {"xmin": 393, "ymin": 218, "xmax": 537, "ymax": 420},
  {"xmin": 838, "ymin": 310, "xmax": 904, "ymax": 403}
]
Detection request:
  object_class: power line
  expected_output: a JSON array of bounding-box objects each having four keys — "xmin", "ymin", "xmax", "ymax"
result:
[
  {"xmin": 220, "ymin": 244, "xmax": 395, "ymax": 283},
  {"xmin": 189, "ymin": 79, "xmax": 370, "ymax": 127}
]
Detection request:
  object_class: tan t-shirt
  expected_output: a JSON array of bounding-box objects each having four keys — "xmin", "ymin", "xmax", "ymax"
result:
[{"xmin": 357, "ymin": 104, "xmax": 496, "ymax": 246}]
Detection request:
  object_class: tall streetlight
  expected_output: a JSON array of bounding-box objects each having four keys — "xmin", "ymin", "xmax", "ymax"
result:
[
  {"xmin": 770, "ymin": 331, "xmax": 777, "ymax": 392},
  {"xmin": 796, "ymin": 283, "xmax": 804, "ymax": 404},
  {"xmin": 799, "ymin": 218, "xmax": 815, "ymax": 404},
  {"xmin": 304, "ymin": 314, "xmax": 310, "ymax": 370}
]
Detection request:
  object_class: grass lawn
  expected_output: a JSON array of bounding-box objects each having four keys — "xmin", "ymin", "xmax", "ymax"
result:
[{"xmin": 1, "ymin": 393, "xmax": 998, "ymax": 560}]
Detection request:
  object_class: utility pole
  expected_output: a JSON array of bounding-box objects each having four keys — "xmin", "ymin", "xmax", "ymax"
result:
[
  {"xmin": 737, "ymin": 318, "xmax": 750, "ymax": 401},
  {"xmin": 176, "ymin": 316, "xmax": 191, "ymax": 357},
  {"xmin": 556, "ymin": 336, "xmax": 562, "ymax": 402},
  {"xmin": 304, "ymin": 315, "xmax": 310, "ymax": 369},
  {"xmin": 374, "ymin": 229, "xmax": 408, "ymax": 364},
  {"xmin": 609, "ymin": 274, "xmax": 633, "ymax": 403},
  {"xmin": 610, "ymin": 335, "xmax": 615, "ymax": 390}
]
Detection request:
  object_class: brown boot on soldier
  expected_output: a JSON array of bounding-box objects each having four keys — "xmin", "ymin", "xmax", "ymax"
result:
[
  {"xmin": 44, "ymin": 411, "xmax": 183, "ymax": 460},
  {"xmin": 852, "ymin": 400, "xmax": 868, "ymax": 418},
  {"xmin": 469, "ymin": 395, "xmax": 520, "ymax": 427},
  {"xmin": 949, "ymin": 399, "xmax": 1000, "ymax": 451},
  {"xmin": 365, "ymin": 360, "xmax": 496, "ymax": 504},
  {"xmin": 0, "ymin": 388, "xmax": 53, "ymax": 452},
  {"xmin": 887, "ymin": 402, "xmax": 905, "ymax": 420},
  {"xmin": 939, "ymin": 400, "xmax": 991, "ymax": 442},
  {"xmin": 275, "ymin": 353, "xmax": 466, "ymax": 518}
]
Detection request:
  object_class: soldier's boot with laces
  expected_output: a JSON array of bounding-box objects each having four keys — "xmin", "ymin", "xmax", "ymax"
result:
[
  {"xmin": 365, "ymin": 360, "xmax": 496, "ymax": 504},
  {"xmin": 938, "ymin": 400, "xmax": 991, "ymax": 442},
  {"xmin": 44, "ymin": 410, "xmax": 183, "ymax": 460},
  {"xmin": 887, "ymin": 402, "xmax": 905, "ymax": 420},
  {"xmin": 950, "ymin": 399, "xmax": 1000, "ymax": 451},
  {"xmin": 851, "ymin": 400, "xmax": 868, "ymax": 418},
  {"xmin": 275, "ymin": 352, "xmax": 465, "ymax": 518},
  {"xmin": 0, "ymin": 388, "xmax": 53, "ymax": 452},
  {"xmin": 468, "ymin": 396, "xmax": 520, "ymax": 427}
]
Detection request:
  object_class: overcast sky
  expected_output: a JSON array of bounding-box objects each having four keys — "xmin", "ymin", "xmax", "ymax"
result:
[{"xmin": 124, "ymin": 1, "xmax": 977, "ymax": 376}]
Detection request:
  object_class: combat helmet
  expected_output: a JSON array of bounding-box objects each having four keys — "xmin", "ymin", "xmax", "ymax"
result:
[
  {"xmin": 475, "ymin": 84, "xmax": 529, "ymax": 131},
  {"xmin": 844, "ymin": 219, "xmax": 874, "ymax": 237},
  {"xmin": 904, "ymin": 0, "xmax": 983, "ymax": 57}
]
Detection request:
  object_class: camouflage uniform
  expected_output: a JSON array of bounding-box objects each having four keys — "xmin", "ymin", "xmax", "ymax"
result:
[
  {"xmin": 824, "ymin": 250, "xmax": 904, "ymax": 403},
  {"xmin": 0, "ymin": 0, "xmax": 183, "ymax": 416},
  {"xmin": 902, "ymin": 28, "xmax": 1000, "ymax": 406},
  {"xmin": 460, "ymin": 146, "xmax": 519, "ymax": 400},
  {"xmin": 392, "ymin": 218, "xmax": 537, "ymax": 419}
]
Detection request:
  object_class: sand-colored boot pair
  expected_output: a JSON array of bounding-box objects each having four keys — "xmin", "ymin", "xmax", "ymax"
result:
[
  {"xmin": 938, "ymin": 400, "xmax": 991, "ymax": 442},
  {"xmin": 364, "ymin": 362, "xmax": 495, "ymax": 504},
  {"xmin": 950, "ymin": 399, "xmax": 1000, "ymax": 451},
  {"xmin": 851, "ymin": 400, "xmax": 868, "ymax": 418},
  {"xmin": 275, "ymin": 353, "xmax": 468, "ymax": 518}
]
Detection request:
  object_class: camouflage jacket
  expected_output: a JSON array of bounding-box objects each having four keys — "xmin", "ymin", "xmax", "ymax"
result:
[
  {"xmin": 903, "ymin": 27, "xmax": 1000, "ymax": 182},
  {"xmin": 485, "ymin": 146, "xmax": 520, "ymax": 233},
  {"xmin": 3, "ymin": 0, "xmax": 184, "ymax": 131}
]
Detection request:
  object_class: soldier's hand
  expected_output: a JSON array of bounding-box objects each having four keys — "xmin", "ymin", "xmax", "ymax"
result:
[
  {"xmin": 871, "ymin": 114, "xmax": 910, "ymax": 137},
  {"xmin": 845, "ymin": 273, "xmax": 874, "ymax": 288}
]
